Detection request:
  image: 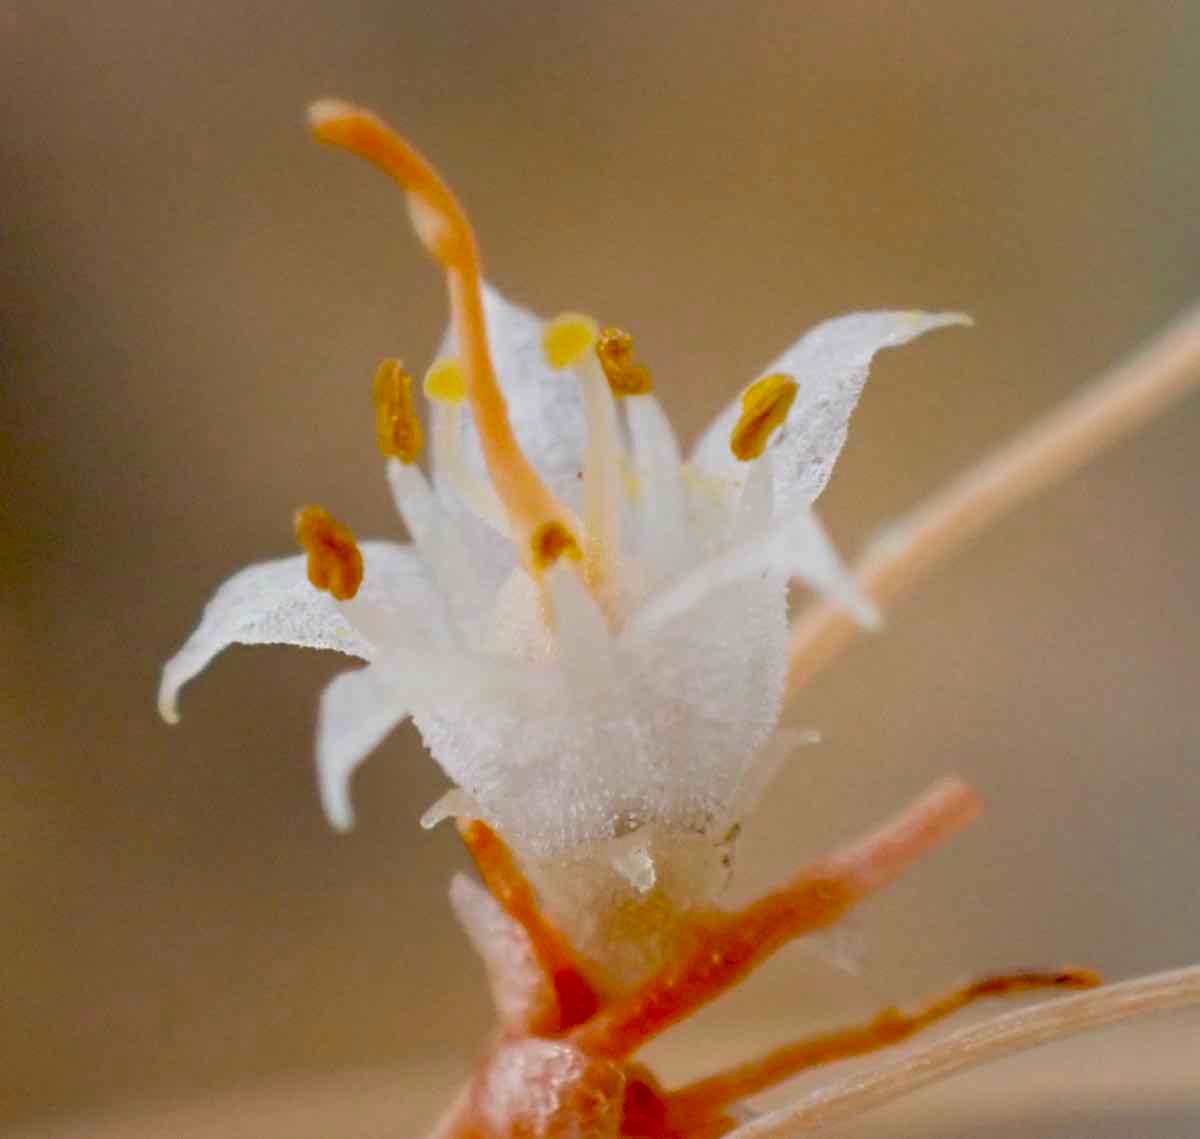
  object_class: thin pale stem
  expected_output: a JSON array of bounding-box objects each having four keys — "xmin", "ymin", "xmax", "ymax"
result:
[
  {"xmin": 787, "ymin": 303, "xmax": 1200, "ymax": 692},
  {"xmin": 722, "ymin": 962, "xmax": 1200, "ymax": 1139}
]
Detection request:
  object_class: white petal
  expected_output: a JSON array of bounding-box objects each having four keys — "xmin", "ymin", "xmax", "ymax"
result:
[
  {"xmin": 625, "ymin": 395, "xmax": 690, "ymax": 587},
  {"xmin": 449, "ymin": 873, "xmax": 553, "ymax": 1029},
  {"xmin": 386, "ymin": 459, "xmax": 490, "ymax": 645},
  {"xmin": 721, "ymin": 726, "xmax": 820, "ymax": 828},
  {"xmin": 692, "ymin": 311, "xmax": 971, "ymax": 513},
  {"xmin": 621, "ymin": 567, "xmax": 790, "ymax": 837},
  {"xmin": 316, "ymin": 663, "xmax": 410, "ymax": 830},
  {"xmin": 631, "ymin": 507, "xmax": 877, "ymax": 639},
  {"xmin": 159, "ymin": 541, "xmax": 443, "ymax": 724},
  {"xmin": 547, "ymin": 564, "xmax": 615, "ymax": 695}
]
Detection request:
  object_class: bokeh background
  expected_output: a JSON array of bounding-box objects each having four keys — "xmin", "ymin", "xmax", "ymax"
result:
[{"xmin": 3, "ymin": 1, "xmax": 1199, "ymax": 1134}]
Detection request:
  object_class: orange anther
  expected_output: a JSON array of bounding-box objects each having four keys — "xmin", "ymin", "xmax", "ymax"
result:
[
  {"xmin": 596, "ymin": 328, "xmax": 653, "ymax": 397},
  {"xmin": 371, "ymin": 358, "xmax": 423, "ymax": 463},
  {"xmin": 294, "ymin": 505, "xmax": 363, "ymax": 600}
]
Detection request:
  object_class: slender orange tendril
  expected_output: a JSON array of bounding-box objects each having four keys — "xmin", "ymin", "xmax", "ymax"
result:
[{"xmin": 307, "ymin": 100, "xmax": 580, "ymax": 572}]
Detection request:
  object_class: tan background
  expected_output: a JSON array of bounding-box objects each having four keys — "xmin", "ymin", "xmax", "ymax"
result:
[{"xmin": 3, "ymin": 1, "xmax": 1199, "ymax": 1133}]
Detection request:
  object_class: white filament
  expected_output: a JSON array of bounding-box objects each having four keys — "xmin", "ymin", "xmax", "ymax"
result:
[{"xmin": 573, "ymin": 354, "xmax": 624, "ymax": 581}]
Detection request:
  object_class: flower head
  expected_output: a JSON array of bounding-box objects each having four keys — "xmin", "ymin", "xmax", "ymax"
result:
[{"xmin": 159, "ymin": 101, "xmax": 966, "ymax": 969}]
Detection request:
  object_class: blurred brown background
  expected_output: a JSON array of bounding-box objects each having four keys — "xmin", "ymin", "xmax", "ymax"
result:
[{"xmin": 3, "ymin": 1, "xmax": 1199, "ymax": 1134}]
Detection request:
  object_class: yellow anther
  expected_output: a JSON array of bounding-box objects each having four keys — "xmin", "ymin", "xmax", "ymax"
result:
[
  {"xmin": 596, "ymin": 328, "xmax": 653, "ymax": 397},
  {"xmin": 729, "ymin": 373, "xmax": 798, "ymax": 461},
  {"xmin": 295, "ymin": 505, "xmax": 364, "ymax": 601},
  {"xmin": 543, "ymin": 313, "xmax": 600, "ymax": 369},
  {"xmin": 423, "ymin": 357, "xmax": 467, "ymax": 404},
  {"xmin": 371, "ymin": 358, "xmax": 423, "ymax": 463},
  {"xmin": 530, "ymin": 521, "xmax": 582, "ymax": 573}
]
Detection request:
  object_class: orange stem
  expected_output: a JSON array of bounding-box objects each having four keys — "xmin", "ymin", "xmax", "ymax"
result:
[{"xmin": 458, "ymin": 819, "xmax": 600, "ymax": 1033}]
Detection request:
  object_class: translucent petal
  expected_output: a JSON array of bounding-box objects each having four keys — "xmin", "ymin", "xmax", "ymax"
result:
[
  {"xmin": 316, "ymin": 663, "xmax": 410, "ymax": 830},
  {"xmin": 692, "ymin": 311, "xmax": 971, "ymax": 513},
  {"xmin": 619, "ymin": 569, "xmax": 790, "ymax": 837},
  {"xmin": 448, "ymin": 873, "xmax": 553, "ymax": 1030},
  {"xmin": 625, "ymin": 395, "xmax": 689, "ymax": 587},
  {"xmin": 158, "ymin": 541, "xmax": 443, "ymax": 723},
  {"xmin": 631, "ymin": 507, "xmax": 877, "ymax": 639},
  {"xmin": 720, "ymin": 727, "xmax": 820, "ymax": 829},
  {"xmin": 547, "ymin": 564, "xmax": 614, "ymax": 694},
  {"xmin": 386, "ymin": 459, "xmax": 490, "ymax": 645}
]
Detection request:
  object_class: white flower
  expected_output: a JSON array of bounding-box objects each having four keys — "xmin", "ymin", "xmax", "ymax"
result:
[{"xmin": 159, "ymin": 101, "xmax": 967, "ymax": 913}]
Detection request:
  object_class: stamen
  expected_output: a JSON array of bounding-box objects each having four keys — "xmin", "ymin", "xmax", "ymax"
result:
[
  {"xmin": 530, "ymin": 521, "xmax": 582, "ymax": 573},
  {"xmin": 308, "ymin": 99, "xmax": 577, "ymax": 563},
  {"xmin": 371, "ymin": 358, "xmax": 423, "ymax": 463},
  {"xmin": 730, "ymin": 374, "xmax": 798, "ymax": 462},
  {"xmin": 544, "ymin": 313, "xmax": 623, "ymax": 587},
  {"xmin": 597, "ymin": 328, "xmax": 653, "ymax": 397},
  {"xmin": 423, "ymin": 358, "xmax": 510, "ymax": 534},
  {"xmin": 294, "ymin": 505, "xmax": 363, "ymax": 600}
]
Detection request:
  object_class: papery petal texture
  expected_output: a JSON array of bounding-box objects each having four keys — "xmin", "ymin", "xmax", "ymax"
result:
[
  {"xmin": 159, "ymin": 541, "xmax": 439, "ymax": 723},
  {"xmin": 693, "ymin": 310, "xmax": 971, "ymax": 514}
]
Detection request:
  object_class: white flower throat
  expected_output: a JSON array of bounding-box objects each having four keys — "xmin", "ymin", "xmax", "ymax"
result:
[{"xmin": 160, "ymin": 100, "xmax": 967, "ymax": 978}]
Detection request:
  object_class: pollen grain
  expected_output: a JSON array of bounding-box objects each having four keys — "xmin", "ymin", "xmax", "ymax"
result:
[{"xmin": 295, "ymin": 505, "xmax": 364, "ymax": 600}]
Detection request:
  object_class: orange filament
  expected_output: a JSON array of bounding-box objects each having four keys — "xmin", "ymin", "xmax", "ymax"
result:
[
  {"xmin": 729, "ymin": 373, "xmax": 798, "ymax": 461},
  {"xmin": 295, "ymin": 505, "xmax": 363, "ymax": 600},
  {"xmin": 308, "ymin": 100, "xmax": 577, "ymax": 563},
  {"xmin": 530, "ymin": 520, "xmax": 583, "ymax": 573},
  {"xmin": 458, "ymin": 819, "xmax": 600, "ymax": 1034},
  {"xmin": 664, "ymin": 968, "xmax": 1101, "ymax": 1126},
  {"xmin": 371, "ymin": 358, "xmax": 423, "ymax": 463},
  {"xmin": 596, "ymin": 328, "xmax": 653, "ymax": 397}
]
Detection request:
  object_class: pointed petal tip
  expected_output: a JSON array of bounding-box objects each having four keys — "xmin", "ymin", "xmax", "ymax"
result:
[
  {"xmin": 157, "ymin": 674, "xmax": 181, "ymax": 725},
  {"xmin": 318, "ymin": 783, "xmax": 356, "ymax": 832}
]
